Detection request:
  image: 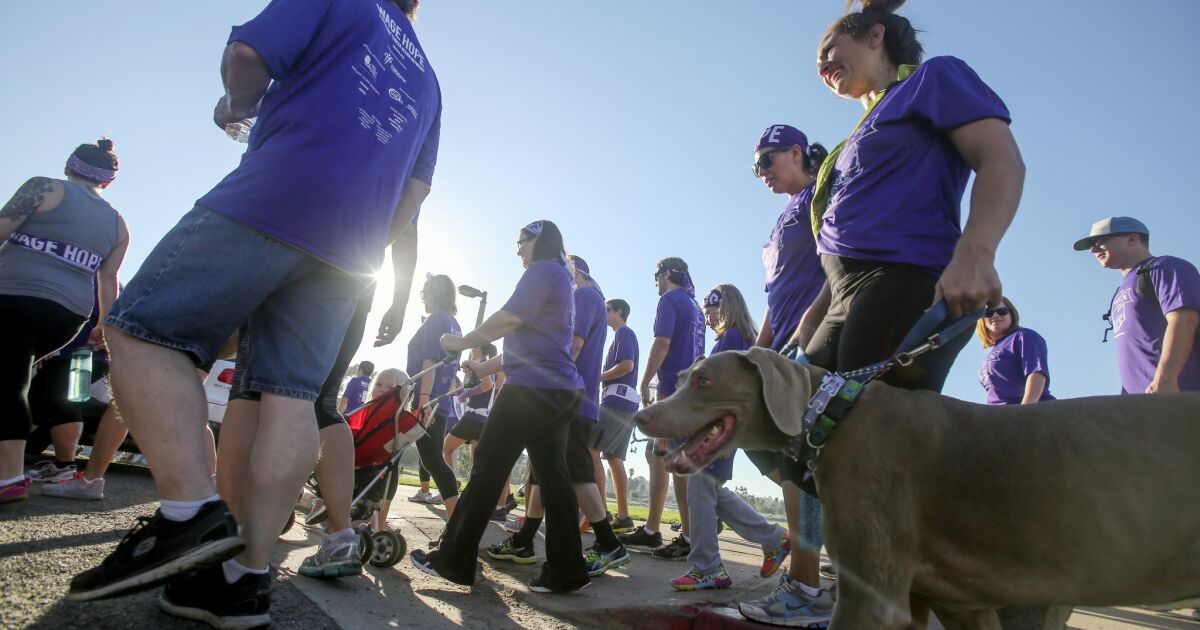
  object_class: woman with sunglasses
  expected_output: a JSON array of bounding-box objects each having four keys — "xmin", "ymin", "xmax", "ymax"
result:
[
  {"xmin": 405, "ymin": 273, "xmax": 463, "ymax": 518},
  {"xmin": 975, "ymin": 298, "xmax": 1054, "ymax": 405},
  {"xmin": 411, "ymin": 219, "xmax": 590, "ymax": 593}
]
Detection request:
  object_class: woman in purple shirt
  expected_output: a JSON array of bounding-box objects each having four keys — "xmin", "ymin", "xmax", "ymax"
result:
[
  {"xmin": 804, "ymin": 0, "xmax": 1025, "ymax": 397},
  {"xmin": 975, "ymin": 297, "xmax": 1054, "ymax": 405},
  {"xmin": 411, "ymin": 220, "xmax": 589, "ymax": 593}
]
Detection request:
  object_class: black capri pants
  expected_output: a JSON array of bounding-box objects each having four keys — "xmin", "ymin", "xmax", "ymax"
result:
[{"xmin": 0, "ymin": 296, "xmax": 85, "ymax": 441}]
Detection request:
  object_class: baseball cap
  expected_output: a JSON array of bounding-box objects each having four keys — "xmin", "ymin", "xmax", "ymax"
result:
[
  {"xmin": 1072, "ymin": 216, "xmax": 1150, "ymax": 251},
  {"xmin": 755, "ymin": 124, "xmax": 809, "ymax": 155}
]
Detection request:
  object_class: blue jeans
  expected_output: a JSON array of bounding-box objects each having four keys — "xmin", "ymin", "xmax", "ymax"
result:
[{"xmin": 106, "ymin": 207, "xmax": 363, "ymax": 401}]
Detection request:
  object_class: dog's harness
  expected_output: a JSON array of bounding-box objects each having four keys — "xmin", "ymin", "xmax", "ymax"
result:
[{"xmin": 785, "ymin": 301, "xmax": 985, "ymax": 470}]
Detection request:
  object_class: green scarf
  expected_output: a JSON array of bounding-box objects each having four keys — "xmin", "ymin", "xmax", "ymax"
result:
[{"xmin": 810, "ymin": 63, "xmax": 919, "ymax": 238}]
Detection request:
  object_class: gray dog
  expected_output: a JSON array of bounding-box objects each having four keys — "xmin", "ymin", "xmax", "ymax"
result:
[{"xmin": 633, "ymin": 347, "xmax": 1200, "ymax": 629}]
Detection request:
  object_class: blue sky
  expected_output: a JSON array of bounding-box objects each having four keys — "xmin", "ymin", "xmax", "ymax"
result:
[{"xmin": 3, "ymin": 1, "xmax": 1198, "ymax": 497}]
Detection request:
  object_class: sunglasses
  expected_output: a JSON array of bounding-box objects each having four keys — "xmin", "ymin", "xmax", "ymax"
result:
[
  {"xmin": 752, "ymin": 148, "xmax": 788, "ymax": 177},
  {"xmin": 986, "ymin": 307, "xmax": 1011, "ymax": 317}
]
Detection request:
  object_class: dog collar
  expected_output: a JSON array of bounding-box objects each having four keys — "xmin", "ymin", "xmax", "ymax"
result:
[{"xmin": 784, "ymin": 373, "xmax": 864, "ymax": 469}]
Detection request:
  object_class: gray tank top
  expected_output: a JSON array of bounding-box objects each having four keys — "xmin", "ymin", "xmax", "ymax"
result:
[{"xmin": 0, "ymin": 180, "xmax": 121, "ymax": 316}]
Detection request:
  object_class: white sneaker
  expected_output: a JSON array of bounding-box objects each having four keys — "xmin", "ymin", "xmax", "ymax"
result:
[
  {"xmin": 41, "ymin": 472, "xmax": 104, "ymax": 500},
  {"xmin": 408, "ymin": 490, "xmax": 434, "ymax": 504},
  {"xmin": 25, "ymin": 460, "xmax": 76, "ymax": 483}
]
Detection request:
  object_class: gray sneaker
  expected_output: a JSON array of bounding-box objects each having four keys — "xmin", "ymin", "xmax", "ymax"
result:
[
  {"xmin": 298, "ymin": 532, "xmax": 362, "ymax": 578},
  {"xmin": 26, "ymin": 460, "xmax": 76, "ymax": 483},
  {"xmin": 738, "ymin": 574, "xmax": 833, "ymax": 628},
  {"xmin": 41, "ymin": 472, "xmax": 104, "ymax": 500}
]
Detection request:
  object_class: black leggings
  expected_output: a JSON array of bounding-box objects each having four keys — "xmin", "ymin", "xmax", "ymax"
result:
[
  {"xmin": 0, "ymin": 296, "xmax": 85, "ymax": 441},
  {"xmin": 784, "ymin": 256, "xmax": 971, "ymax": 489},
  {"xmin": 414, "ymin": 412, "xmax": 458, "ymax": 500},
  {"xmin": 432, "ymin": 386, "xmax": 587, "ymax": 589}
]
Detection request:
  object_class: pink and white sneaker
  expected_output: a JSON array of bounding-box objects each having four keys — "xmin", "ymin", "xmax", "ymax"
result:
[{"xmin": 0, "ymin": 477, "xmax": 31, "ymax": 504}]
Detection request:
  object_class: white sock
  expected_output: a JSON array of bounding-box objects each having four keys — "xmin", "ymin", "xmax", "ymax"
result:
[
  {"xmin": 797, "ymin": 580, "xmax": 822, "ymax": 596},
  {"xmin": 328, "ymin": 527, "xmax": 356, "ymax": 540},
  {"xmin": 222, "ymin": 558, "xmax": 268, "ymax": 584},
  {"xmin": 0, "ymin": 475, "xmax": 25, "ymax": 486},
  {"xmin": 160, "ymin": 493, "xmax": 221, "ymax": 522}
]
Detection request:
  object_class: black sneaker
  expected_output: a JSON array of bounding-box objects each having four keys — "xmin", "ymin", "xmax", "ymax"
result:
[
  {"xmin": 489, "ymin": 507, "xmax": 509, "ymax": 522},
  {"xmin": 652, "ymin": 536, "xmax": 691, "ymax": 561},
  {"xmin": 611, "ymin": 515, "xmax": 636, "ymax": 534},
  {"xmin": 820, "ymin": 563, "xmax": 838, "ymax": 580},
  {"xmin": 159, "ymin": 564, "xmax": 270, "ymax": 630},
  {"xmin": 617, "ymin": 525, "xmax": 662, "ymax": 553},
  {"xmin": 410, "ymin": 548, "xmax": 473, "ymax": 586},
  {"xmin": 503, "ymin": 493, "xmax": 518, "ymax": 512},
  {"xmin": 486, "ymin": 536, "xmax": 536, "ymax": 564},
  {"xmin": 68, "ymin": 500, "xmax": 244, "ymax": 601}
]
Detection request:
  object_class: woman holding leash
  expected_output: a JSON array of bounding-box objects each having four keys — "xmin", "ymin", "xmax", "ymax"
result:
[
  {"xmin": 799, "ymin": 0, "xmax": 1024, "ymax": 397},
  {"xmin": 411, "ymin": 219, "xmax": 590, "ymax": 594},
  {"xmin": 976, "ymin": 297, "xmax": 1054, "ymax": 405}
]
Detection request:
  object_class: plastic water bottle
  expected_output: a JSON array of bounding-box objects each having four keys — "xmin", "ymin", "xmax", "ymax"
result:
[
  {"xmin": 67, "ymin": 348, "xmax": 92, "ymax": 403},
  {"xmin": 224, "ymin": 117, "xmax": 256, "ymax": 143}
]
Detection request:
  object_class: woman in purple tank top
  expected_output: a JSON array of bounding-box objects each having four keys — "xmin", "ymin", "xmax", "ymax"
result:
[{"xmin": 0, "ymin": 139, "xmax": 129, "ymax": 503}]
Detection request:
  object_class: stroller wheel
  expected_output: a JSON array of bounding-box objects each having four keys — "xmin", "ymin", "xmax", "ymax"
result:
[
  {"xmin": 357, "ymin": 525, "xmax": 375, "ymax": 564},
  {"xmin": 281, "ymin": 510, "xmax": 296, "ymax": 536},
  {"xmin": 369, "ymin": 530, "xmax": 406, "ymax": 567}
]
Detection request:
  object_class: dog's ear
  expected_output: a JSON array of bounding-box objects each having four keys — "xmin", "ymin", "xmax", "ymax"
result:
[{"xmin": 742, "ymin": 347, "xmax": 812, "ymax": 436}]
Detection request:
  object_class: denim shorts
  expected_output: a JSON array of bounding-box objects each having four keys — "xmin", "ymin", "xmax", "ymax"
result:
[{"xmin": 106, "ymin": 206, "xmax": 364, "ymax": 401}]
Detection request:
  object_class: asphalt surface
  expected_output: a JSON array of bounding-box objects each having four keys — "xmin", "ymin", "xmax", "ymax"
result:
[{"xmin": 0, "ymin": 467, "xmax": 337, "ymax": 630}]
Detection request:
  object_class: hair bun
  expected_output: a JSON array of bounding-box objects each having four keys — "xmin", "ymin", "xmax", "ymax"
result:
[
  {"xmin": 96, "ymin": 138, "xmax": 114, "ymax": 152},
  {"xmin": 858, "ymin": 0, "xmax": 906, "ymax": 13}
]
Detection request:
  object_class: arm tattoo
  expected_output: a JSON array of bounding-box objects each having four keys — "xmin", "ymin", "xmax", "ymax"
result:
[{"xmin": 0, "ymin": 177, "xmax": 54, "ymax": 224}]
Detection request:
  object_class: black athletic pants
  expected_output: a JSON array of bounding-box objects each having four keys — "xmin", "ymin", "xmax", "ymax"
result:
[
  {"xmin": 0, "ymin": 296, "xmax": 85, "ymax": 441},
  {"xmin": 414, "ymin": 412, "xmax": 458, "ymax": 500},
  {"xmin": 432, "ymin": 385, "xmax": 587, "ymax": 589}
]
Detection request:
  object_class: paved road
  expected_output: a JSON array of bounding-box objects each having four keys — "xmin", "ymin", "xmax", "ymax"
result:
[{"xmin": 3, "ymin": 466, "xmax": 1197, "ymax": 629}]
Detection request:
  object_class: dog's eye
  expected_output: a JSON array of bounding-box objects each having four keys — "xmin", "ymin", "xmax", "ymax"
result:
[{"xmin": 696, "ymin": 376, "xmax": 711, "ymax": 388}]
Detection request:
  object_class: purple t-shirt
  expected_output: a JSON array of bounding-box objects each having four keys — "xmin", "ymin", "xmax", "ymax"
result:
[
  {"xmin": 653, "ymin": 288, "xmax": 705, "ymax": 397},
  {"xmin": 818, "ymin": 56, "xmax": 1010, "ymax": 274},
  {"xmin": 601, "ymin": 326, "xmax": 640, "ymax": 414},
  {"xmin": 1111, "ymin": 255, "xmax": 1200, "ymax": 394},
  {"xmin": 198, "ymin": 0, "xmax": 441, "ymax": 274},
  {"xmin": 341, "ymin": 375, "xmax": 371, "ymax": 411},
  {"xmin": 712, "ymin": 329, "xmax": 753, "ymax": 354},
  {"xmin": 763, "ymin": 185, "xmax": 825, "ymax": 351},
  {"xmin": 407, "ymin": 311, "xmax": 462, "ymax": 417},
  {"xmin": 978, "ymin": 328, "xmax": 1055, "ymax": 405},
  {"xmin": 573, "ymin": 285, "xmax": 608, "ymax": 421},
  {"xmin": 501, "ymin": 260, "xmax": 584, "ymax": 391}
]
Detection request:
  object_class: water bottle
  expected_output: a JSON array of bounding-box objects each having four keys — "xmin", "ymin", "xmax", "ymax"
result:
[
  {"xmin": 224, "ymin": 117, "xmax": 257, "ymax": 143},
  {"xmin": 67, "ymin": 348, "xmax": 93, "ymax": 403}
]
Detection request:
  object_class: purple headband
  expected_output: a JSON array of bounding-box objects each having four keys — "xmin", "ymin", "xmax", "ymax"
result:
[
  {"xmin": 658, "ymin": 266, "xmax": 695, "ymax": 298},
  {"xmin": 66, "ymin": 155, "xmax": 116, "ymax": 183},
  {"xmin": 523, "ymin": 220, "xmax": 544, "ymax": 236},
  {"xmin": 703, "ymin": 289, "xmax": 722, "ymax": 308}
]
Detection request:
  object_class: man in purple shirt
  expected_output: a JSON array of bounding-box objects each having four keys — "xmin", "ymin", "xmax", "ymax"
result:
[
  {"xmin": 621, "ymin": 257, "xmax": 705, "ymax": 559},
  {"xmin": 337, "ymin": 361, "xmax": 374, "ymax": 413},
  {"xmin": 592, "ymin": 298, "xmax": 639, "ymax": 534},
  {"xmin": 73, "ymin": 1, "xmax": 440, "ymax": 622},
  {"xmin": 1075, "ymin": 216, "xmax": 1200, "ymax": 393}
]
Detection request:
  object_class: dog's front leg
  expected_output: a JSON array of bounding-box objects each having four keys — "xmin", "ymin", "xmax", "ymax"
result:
[{"xmin": 828, "ymin": 565, "xmax": 916, "ymax": 630}]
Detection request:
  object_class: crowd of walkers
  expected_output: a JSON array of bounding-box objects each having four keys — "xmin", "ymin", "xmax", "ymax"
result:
[{"xmin": 1, "ymin": 0, "xmax": 1197, "ymax": 629}]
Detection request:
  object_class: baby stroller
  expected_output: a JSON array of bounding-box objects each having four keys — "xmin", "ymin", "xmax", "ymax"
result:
[{"xmin": 306, "ymin": 356, "xmax": 460, "ymax": 567}]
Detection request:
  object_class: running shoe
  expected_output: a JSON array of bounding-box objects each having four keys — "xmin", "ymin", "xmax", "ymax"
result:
[
  {"xmin": 584, "ymin": 544, "xmax": 630, "ymax": 577},
  {"xmin": 489, "ymin": 507, "xmax": 509, "ymax": 522},
  {"xmin": 305, "ymin": 497, "xmax": 327, "ymax": 525},
  {"xmin": 502, "ymin": 515, "xmax": 525, "ymax": 534},
  {"xmin": 671, "ymin": 565, "xmax": 732, "ymax": 591},
  {"xmin": 529, "ymin": 571, "xmax": 590, "ymax": 594},
  {"xmin": 409, "ymin": 549, "xmax": 473, "ymax": 586},
  {"xmin": 486, "ymin": 536, "xmax": 536, "ymax": 564},
  {"xmin": 407, "ymin": 490, "xmax": 435, "ymax": 504},
  {"xmin": 611, "ymin": 515, "xmax": 636, "ymax": 534},
  {"xmin": 67, "ymin": 500, "xmax": 244, "ymax": 601},
  {"xmin": 819, "ymin": 563, "xmax": 838, "ymax": 580},
  {"xmin": 652, "ymin": 535, "xmax": 690, "ymax": 561},
  {"xmin": 26, "ymin": 460, "xmax": 76, "ymax": 483},
  {"xmin": 159, "ymin": 563, "xmax": 270, "ymax": 630},
  {"xmin": 41, "ymin": 472, "xmax": 104, "ymax": 501},
  {"xmin": 298, "ymin": 531, "xmax": 362, "ymax": 578},
  {"xmin": 503, "ymin": 493, "xmax": 519, "ymax": 512},
  {"xmin": 0, "ymin": 476, "xmax": 31, "ymax": 504},
  {"xmin": 760, "ymin": 532, "xmax": 792, "ymax": 578},
  {"xmin": 617, "ymin": 525, "xmax": 662, "ymax": 553},
  {"xmin": 738, "ymin": 574, "xmax": 834, "ymax": 628}
]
